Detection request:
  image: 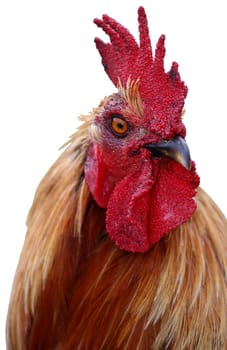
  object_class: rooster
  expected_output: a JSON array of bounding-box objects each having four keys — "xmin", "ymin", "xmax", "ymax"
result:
[{"xmin": 6, "ymin": 6, "xmax": 227, "ymax": 350}]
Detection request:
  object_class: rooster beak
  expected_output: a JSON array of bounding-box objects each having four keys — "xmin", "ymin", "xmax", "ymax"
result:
[{"xmin": 144, "ymin": 136, "xmax": 191, "ymax": 170}]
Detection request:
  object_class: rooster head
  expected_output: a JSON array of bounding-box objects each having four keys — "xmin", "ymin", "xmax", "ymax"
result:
[{"xmin": 85, "ymin": 7, "xmax": 200, "ymax": 252}]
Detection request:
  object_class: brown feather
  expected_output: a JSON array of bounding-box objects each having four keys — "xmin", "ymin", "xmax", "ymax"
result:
[
  {"xmin": 6, "ymin": 111, "xmax": 104, "ymax": 349},
  {"xmin": 6, "ymin": 102, "xmax": 227, "ymax": 349},
  {"xmin": 55, "ymin": 188, "xmax": 227, "ymax": 350}
]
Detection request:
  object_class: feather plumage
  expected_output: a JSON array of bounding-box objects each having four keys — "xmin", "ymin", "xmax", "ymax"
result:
[
  {"xmin": 7, "ymin": 108, "xmax": 227, "ymax": 349},
  {"xmin": 6, "ymin": 7, "xmax": 227, "ymax": 350}
]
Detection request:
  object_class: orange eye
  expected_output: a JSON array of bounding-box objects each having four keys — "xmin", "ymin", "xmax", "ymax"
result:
[{"xmin": 110, "ymin": 115, "xmax": 129, "ymax": 136}]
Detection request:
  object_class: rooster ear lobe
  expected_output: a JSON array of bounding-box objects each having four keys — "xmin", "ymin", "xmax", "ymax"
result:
[{"xmin": 85, "ymin": 143, "xmax": 114, "ymax": 208}]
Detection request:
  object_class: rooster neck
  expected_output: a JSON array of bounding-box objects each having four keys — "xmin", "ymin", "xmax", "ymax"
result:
[{"xmin": 7, "ymin": 170, "xmax": 227, "ymax": 349}]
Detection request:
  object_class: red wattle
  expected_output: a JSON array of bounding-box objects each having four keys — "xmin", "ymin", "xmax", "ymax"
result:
[
  {"xmin": 148, "ymin": 159, "xmax": 200, "ymax": 246},
  {"xmin": 106, "ymin": 159, "xmax": 199, "ymax": 252},
  {"xmin": 85, "ymin": 144, "xmax": 200, "ymax": 253},
  {"xmin": 106, "ymin": 158, "xmax": 154, "ymax": 252}
]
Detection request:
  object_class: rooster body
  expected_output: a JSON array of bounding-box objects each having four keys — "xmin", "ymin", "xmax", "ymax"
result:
[{"xmin": 7, "ymin": 7, "xmax": 227, "ymax": 350}]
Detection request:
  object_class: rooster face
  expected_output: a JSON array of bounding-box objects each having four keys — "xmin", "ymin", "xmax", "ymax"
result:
[
  {"xmin": 85, "ymin": 89, "xmax": 199, "ymax": 253},
  {"xmin": 84, "ymin": 8, "xmax": 200, "ymax": 252}
]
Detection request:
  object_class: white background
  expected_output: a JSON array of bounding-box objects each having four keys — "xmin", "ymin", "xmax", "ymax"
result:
[{"xmin": 0, "ymin": 0, "xmax": 226, "ymax": 348}]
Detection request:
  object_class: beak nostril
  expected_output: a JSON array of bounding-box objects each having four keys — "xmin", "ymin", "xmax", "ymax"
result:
[
  {"xmin": 147, "ymin": 148, "xmax": 164, "ymax": 159},
  {"xmin": 130, "ymin": 149, "xmax": 141, "ymax": 156}
]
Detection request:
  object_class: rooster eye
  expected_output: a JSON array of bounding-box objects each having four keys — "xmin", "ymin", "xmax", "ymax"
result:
[{"xmin": 110, "ymin": 115, "xmax": 129, "ymax": 137}]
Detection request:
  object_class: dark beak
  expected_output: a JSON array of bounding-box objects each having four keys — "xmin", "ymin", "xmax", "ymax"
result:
[{"xmin": 144, "ymin": 136, "xmax": 191, "ymax": 170}]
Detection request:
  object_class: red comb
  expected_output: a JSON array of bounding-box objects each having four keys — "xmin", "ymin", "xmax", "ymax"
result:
[
  {"xmin": 94, "ymin": 7, "xmax": 153, "ymax": 86},
  {"xmin": 94, "ymin": 7, "xmax": 188, "ymax": 138}
]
